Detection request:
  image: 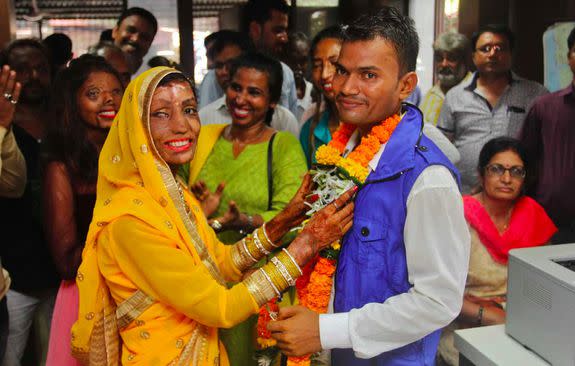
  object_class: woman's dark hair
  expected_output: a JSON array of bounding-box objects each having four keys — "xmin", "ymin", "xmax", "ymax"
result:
[
  {"xmin": 477, "ymin": 136, "xmax": 530, "ymax": 182},
  {"xmin": 44, "ymin": 54, "xmax": 123, "ymax": 183},
  {"xmin": 310, "ymin": 25, "xmax": 345, "ymax": 64},
  {"xmin": 306, "ymin": 25, "xmax": 345, "ymax": 165},
  {"xmin": 228, "ymin": 52, "xmax": 283, "ymax": 124}
]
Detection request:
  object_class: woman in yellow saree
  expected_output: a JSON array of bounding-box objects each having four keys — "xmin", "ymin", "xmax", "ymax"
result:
[{"xmin": 70, "ymin": 67, "xmax": 355, "ymax": 365}]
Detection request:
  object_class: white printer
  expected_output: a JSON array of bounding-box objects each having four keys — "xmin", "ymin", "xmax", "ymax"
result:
[{"xmin": 506, "ymin": 243, "xmax": 575, "ymax": 366}]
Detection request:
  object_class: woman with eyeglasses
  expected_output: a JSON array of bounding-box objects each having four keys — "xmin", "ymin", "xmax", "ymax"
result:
[{"xmin": 437, "ymin": 136, "xmax": 557, "ymax": 366}]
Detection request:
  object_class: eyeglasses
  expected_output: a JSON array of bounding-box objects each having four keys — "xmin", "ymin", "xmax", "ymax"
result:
[
  {"xmin": 485, "ymin": 164, "xmax": 526, "ymax": 179},
  {"xmin": 475, "ymin": 44, "xmax": 508, "ymax": 54}
]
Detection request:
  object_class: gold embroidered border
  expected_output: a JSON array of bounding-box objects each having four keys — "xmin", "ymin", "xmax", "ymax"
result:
[
  {"xmin": 140, "ymin": 69, "xmax": 227, "ymax": 287},
  {"xmin": 115, "ymin": 290, "xmax": 155, "ymax": 329},
  {"xmin": 168, "ymin": 325, "xmax": 210, "ymax": 366}
]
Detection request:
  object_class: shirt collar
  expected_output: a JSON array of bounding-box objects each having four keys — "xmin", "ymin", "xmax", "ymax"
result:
[
  {"xmin": 215, "ymin": 96, "xmax": 227, "ymax": 111},
  {"xmin": 464, "ymin": 71, "xmax": 520, "ymax": 91},
  {"xmin": 557, "ymin": 83, "xmax": 575, "ymax": 99}
]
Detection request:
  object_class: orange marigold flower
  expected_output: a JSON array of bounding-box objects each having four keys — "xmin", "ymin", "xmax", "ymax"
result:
[{"xmin": 316, "ymin": 145, "xmax": 342, "ymax": 166}]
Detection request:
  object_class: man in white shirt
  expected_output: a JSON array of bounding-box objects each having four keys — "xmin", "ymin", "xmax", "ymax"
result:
[{"xmin": 269, "ymin": 7, "xmax": 470, "ymax": 365}]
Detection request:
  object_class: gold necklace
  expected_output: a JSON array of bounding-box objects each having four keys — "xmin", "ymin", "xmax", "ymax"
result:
[{"xmin": 479, "ymin": 193, "xmax": 513, "ymax": 232}]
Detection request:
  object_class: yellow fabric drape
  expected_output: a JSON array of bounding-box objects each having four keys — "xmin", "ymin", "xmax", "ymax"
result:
[
  {"xmin": 71, "ymin": 67, "xmax": 259, "ymax": 365},
  {"xmin": 186, "ymin": 124, "xmax": 226, "ymax": 186}
]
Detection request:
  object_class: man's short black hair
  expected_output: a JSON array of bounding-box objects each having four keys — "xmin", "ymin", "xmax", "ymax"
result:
[
  {"xmin": 342, "ymin": 6, "xmax": 419, "ymax": 74},
  {"xmin": 117, "ymin": 7, "xmax": 158, "ymax": 35},
  {"xmin": 209, "ymin": 31, "xmax": 255, "ymax": 61},
  {"xmin": 568, "ymin": 26, "xmax": 575, "ymax": 50},
  {"xmin": 43, "ymin": 33, "xmax": 72, "ymax": 66},
  {"xmin": 243, "ymin": 0, "xmax": 290, "ymax": 31},
  {"xmin": 0, "ymin": 38, "xmax": 50, "ymax": 66},
  {"xmin": 471, "ymin": 24, "xmax": 515, "ymax": 51}
]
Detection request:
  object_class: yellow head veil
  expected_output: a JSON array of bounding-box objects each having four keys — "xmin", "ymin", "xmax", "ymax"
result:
[{"xmin": 71, "ymin": 67, "xmax": 226, "ymax": 364}]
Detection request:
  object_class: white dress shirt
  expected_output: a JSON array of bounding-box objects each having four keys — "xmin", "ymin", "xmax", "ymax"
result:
[
  {"xmin": 199, "ymin": 96, "xmax": 300, "ymax": 137},
  {"xmin": 319, "ymin": 132, "xmax": 470, "ymax": 359}
]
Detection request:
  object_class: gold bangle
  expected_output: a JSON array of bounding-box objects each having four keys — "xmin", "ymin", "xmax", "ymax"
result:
[
  {"xmin": 260, "ymin": 225, "xmax": 279, "ymax": 249},
  {"xmin": 244, "ymin": 236, "xmax": 262, "ymax": 263},
  {"xmin": 231, "ymin": 239, "xmax": 256, "ymax": 272},
  {"xmin": 279, "ymin": 249, "xmax": 303, "ymax": 276},
  {"xmin": 242, "ymin": 238, "xmax": 259, "ymax": 264},
  {"xmin": 262, "ymin": 222, "xmax": 279, "ymax": 248},
  {"xmin": 270, "ymin": 256, "xmax": 296, "ymax": 286},
  {"xmin": 244, "ymin": 269, "xmax": 278, "ymax": 307},
  {"xmin": 261, "ymin": 262, "xmax": 289, "ymax": 290},
  {"xmin": 260, "ymin": 267, "xmax": 281, "ymax": 297},
  {"xmin": 253, "ymin": 230, "xmax": 271, "ymax": 256}
]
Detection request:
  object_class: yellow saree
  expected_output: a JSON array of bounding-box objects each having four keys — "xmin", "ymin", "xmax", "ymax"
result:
[{"xmin": 71, "ymin": 68, "xmax": 267, "ymax": 365}]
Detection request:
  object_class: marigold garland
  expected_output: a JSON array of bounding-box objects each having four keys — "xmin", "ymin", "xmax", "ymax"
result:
[
  {"xmin": 258, "ymin": 114, "xmax": 402, "ymax": 366},
  {"xmin": 315, "ymin": 114, "xmax": 401, "ymax": 184}
]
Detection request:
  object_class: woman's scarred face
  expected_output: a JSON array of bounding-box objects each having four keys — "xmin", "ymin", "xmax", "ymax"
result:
[{"xmin": 149, "ymin": 80, "xmax": 200, "ymax": 167}]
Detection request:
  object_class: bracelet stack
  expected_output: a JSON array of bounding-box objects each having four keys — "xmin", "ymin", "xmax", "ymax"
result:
[
  {"xmin": 244, "ymin": 248, "xmax": 303, "ymax": 307},
  {"xmin": 231, "ymin": 225, "xmax": 280, "ymax": 272}
]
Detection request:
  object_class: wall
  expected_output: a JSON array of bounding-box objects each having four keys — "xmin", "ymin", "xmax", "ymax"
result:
[{"xmin": 409, "ymin": 0, "xmax": 435, "ymax": 94}]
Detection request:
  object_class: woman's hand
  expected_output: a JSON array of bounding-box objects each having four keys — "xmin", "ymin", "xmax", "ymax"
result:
[
  {"xmin": 0, "ymin": 66, "xmax": 21, "ymax": 129},
  {"xmin": 268, "ymin": 174, "xmax": 315, "ymax": 236},
  {"xmin": 191, "ymin": 180, "xmax": 225, "ymax": 217},
  {"xmin": 208, "ymin": 200, "xmax": 240, "ymax": 231},
  {"xmin": 287, "ymin": 186, "xmax": 357, "ymax": 266}
]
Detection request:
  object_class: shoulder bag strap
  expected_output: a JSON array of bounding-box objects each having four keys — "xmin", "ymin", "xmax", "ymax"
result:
[{"xmin": 267, "ymin": 133, "xmax": 277, "ymax": 211}]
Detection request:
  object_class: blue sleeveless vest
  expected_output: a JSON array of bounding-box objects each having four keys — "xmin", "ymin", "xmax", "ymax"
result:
[{"xmin": 332, "ymin": 104, "xmax": 460, "ymax": 366}]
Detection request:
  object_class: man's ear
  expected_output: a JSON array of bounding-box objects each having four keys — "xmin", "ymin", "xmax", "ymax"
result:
[
  {"xmin": 398, "ymin": 71, "xmax": 418, "ymax": 101},
  {"xmin": 249, "ymin": 21, "xmax": 262, "ymax": 43},
  {"xmin": 112, "ymin": 25, "xmax": 119, "ymax": 42}
]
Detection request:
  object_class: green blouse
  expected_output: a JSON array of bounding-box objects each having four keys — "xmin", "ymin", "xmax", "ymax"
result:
[{"xmin": 195, "ymin": 131, "xmax": 307, "ymax": 244}]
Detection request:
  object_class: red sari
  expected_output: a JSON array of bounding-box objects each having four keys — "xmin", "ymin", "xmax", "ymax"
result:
[{"xmin": 463, "ymin": 195, "xmax": 557, "ymax": 264}]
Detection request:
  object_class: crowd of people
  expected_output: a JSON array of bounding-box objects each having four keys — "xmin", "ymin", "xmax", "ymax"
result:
[{"xmin": 0, "ymin": 0, "xmax": 574, "ymax": 365}]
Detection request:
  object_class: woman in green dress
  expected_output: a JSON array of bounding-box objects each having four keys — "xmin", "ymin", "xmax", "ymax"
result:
[{"xmin": 180, "ymin": 52, "xmax": 307, "ymax": 366}]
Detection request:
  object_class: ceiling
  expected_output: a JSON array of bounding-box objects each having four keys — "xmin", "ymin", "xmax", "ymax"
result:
[{"xmin": 13, "ymin": 0, "xmax": 250, "ymax": 20}]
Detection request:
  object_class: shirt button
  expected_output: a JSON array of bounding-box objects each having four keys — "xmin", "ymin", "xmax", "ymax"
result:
[
  {"xmin": 361, "ymin": 227, "xmax": 370, "ymax": 237},
  {"xmin": 175, "ymin": 338, "xmax": 184, "ymax": 349},
  {"xmin": 127, "ymin": 353, "xmax": 135, "ymax": 361},
  {"xmin": 140, "ymin": 331, "xmax": 150, "ymax": 340},
  {"xmin": 85, "ymin": 312, "xmax": 95, "ymax": 320}
]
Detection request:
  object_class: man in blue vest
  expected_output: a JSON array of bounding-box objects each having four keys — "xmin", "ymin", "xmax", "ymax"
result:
[{"xmin": 269, "ymin": 7, "xmax": 470, "ymax": 365}]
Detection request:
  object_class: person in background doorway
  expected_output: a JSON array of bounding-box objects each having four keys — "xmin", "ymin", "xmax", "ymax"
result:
[
  {"xmin": 520, "ymin": 26, "xmax": 575, "ymax": 244},
  {"xmin": 438, "ymin": 24, "xmax": 548, "ymax": 193},
  {"xmin": 420, "ymin": 32, "xmax": 471, "ymax": 125}
]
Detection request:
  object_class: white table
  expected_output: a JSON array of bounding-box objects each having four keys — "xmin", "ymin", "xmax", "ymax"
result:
[{"xmin": 454, "ymin": 325, "xmax": 550, "ymax": 366}]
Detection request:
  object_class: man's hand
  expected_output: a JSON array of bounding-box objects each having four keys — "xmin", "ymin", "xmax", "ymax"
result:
[
  {"xmin": 267, "ymin": 305, "xmax": 322, "ymax": 357},
  {"xmin": 0, "ymin": 65, "xmax": 21, "ymax": 129}
]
